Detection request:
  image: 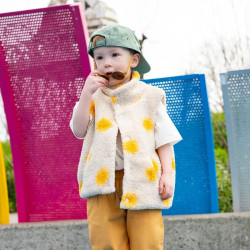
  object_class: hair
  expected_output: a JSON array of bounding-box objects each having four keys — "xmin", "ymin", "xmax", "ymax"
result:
[
  {"xmin": 92, "ymin": 35, "xmax": 138, "ymax": 56},
  {"xmin": 92, "ymin": 35, "xmax": 105, "ymax": 48}
]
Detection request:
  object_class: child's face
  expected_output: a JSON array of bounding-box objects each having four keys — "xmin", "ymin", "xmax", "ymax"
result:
[{"xmin": 93, "ymin": 46, "xmax": 139, "ymax": 88}]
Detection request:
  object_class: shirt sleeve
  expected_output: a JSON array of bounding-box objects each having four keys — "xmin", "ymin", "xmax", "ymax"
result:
[
  {"xmin": 69, "ymin": 101, "xmax": 92, "ymax": 140},
  {"xmin": 155, "ymin": 102, "xmax": 182, "ymax": 149}
]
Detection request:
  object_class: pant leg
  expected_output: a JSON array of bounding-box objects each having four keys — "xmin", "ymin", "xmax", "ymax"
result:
[
  {"xmin": 87, "ymin": 170, "xmax": 130, "ymax": 250},
  {"xmin": 126, "ymin": 209, "xmax": 164, "ymax": 250}
]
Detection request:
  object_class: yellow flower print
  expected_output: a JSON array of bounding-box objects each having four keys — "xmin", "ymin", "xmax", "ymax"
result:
[
  {"xmin": 146, "ymin": 167, "xmax": 157, "ymax": 182},
  {"xmin": 122, "ymin": 192, "xmax": 139, "ymax": 208},
  {"xmin": 96, "ymin": 168, "xmax": 109, "ymax": 186},
  {"xmin": 79, "ymin": 182, "xmax": 83, "ymax": 195},
  {"xmin": 133, "ymin": 95, "xmax": 141, "ymax": 103},
  {"xmin": 151, "ymin": 158, "xmax": 159, "ymax": 172},
  {"xmin": 172, "ymin": 157, "xmax": 175, "ymax": 171},
  {"xmin": 116, "ymin": 83, "xmax": 123, "ymax": 88},
  {"xmin": 145, "ymin": 158, "xmax": 159, "ymax": 182},
  {"xmin": 87, "ymin": 152, "xmax": 92, "ymax": 162},
  {"xmin": 123, "ymin": 139, "xmax": 139, "ymax": 155},
  {"xmin": 163, "ymin": 198, "xmax": 172, "ymax": 207},
  {"xmin": 132, "ymin": 71, "xmax": 140, "ymax": 79},
  {"xmin": 96, "ymin": 118, "xmax": 113, "ymax": 131},
  {"xmin": 89, "ymin": 101, "xmax": 95, "ymax": 117},
  {"xmin": 110, "ymin": 96, "xmax": 117, "ymax": 103},
  {"xmin": 142, "ymin": 117, "xmax": 154, "ymax": 132}
]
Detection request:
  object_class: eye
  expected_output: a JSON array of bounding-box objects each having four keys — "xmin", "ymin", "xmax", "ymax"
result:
[
  {"xmin": 95, "ymin": 56, "xmax": 103, "ymax": 60},
  {"xmin": 112, "ymin": 52, "xmax": 119, "ymax": 57}
]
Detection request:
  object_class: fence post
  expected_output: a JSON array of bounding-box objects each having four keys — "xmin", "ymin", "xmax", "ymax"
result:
[{"xmin": 0, "ymin": 140, "xmax": 9, "ymax": 224}]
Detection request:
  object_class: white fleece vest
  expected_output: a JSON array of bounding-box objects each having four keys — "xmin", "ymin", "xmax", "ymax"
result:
[{"xmin": 77, "ymin": 77, "xmax": 176, "ymax": 210}]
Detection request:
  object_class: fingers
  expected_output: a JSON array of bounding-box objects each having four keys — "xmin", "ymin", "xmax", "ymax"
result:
[
  {"xmin": 159, "ymin": 181, "xmax": 173, "ymax": 200},
  {"xmin": 159, "ymin": 180, "xmax": 167, "ymax": 199},
  {"xmin": 84, "ymin": 71, "xmax": 108, "ymax": 95},
  {"xmin": 159, "ymin": 179, "xmax": 164, "ymax": 194},
  {"xmin": 89, "ymin": 70, "xmax": 100, "ymax": 76},
  {"xmin": 161, "ymin": 188, "xmax": 172, "ymax": 200},
  {"xmin": 96, "ymin": 76, "xmax": 108, "ymax": 87},
  {"xmin": 89, "ymin": 71, "xmax": 108, "ymax": 86},
  {"xmin": 161, "ymin": 188, "xmax": 169, "ymax": 200}
]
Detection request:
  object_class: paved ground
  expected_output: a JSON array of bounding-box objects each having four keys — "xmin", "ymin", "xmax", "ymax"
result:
[{"xmin": 1, "ymin": 212, "xmax": 250, "ymax": 249}]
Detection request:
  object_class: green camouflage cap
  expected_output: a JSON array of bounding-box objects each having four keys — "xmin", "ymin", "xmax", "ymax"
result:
[{"xmin": 88, "ymin": 24, "xmax": 151, "ymax": 75}]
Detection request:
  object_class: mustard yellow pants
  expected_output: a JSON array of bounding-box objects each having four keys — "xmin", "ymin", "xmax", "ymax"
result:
[{"xmin": 87, "ymin": 169, "xmax": 164, "ymax": 250}]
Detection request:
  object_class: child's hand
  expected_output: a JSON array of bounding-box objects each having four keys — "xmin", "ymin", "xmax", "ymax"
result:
[
  {"xmin": 159, "ymin": 172, "xmax": 174, "ymax": 200},
  {"xmin": 83, "ymin": 70, "xmax": 108, "ymax": 95}
]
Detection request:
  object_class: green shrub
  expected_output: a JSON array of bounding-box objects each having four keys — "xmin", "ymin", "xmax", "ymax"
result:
[
  {"xmin": 215, "ymin": 148, "xmax": 233, "ymax": 212},
  {"xmin": 211, "ymin": 112, "xmax": 233, "ymax": 212},
  {"xmin": 2, "ymin": 140, "xmax": 16, "ymax": 212}
]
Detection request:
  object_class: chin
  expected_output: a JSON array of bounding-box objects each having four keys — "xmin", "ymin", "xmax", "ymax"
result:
[{"xmin": 107, "ymin": 81, "xmax": 120, "ymax": 89}]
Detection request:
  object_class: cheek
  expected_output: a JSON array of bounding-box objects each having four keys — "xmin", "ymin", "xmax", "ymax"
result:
[
  {"xmin": 95, "ymin": 61, "xmax": 103, "ymax": 69},
  {"xmin": 117, "ymin": 59, "xmax": 128, "ymax": 69}
]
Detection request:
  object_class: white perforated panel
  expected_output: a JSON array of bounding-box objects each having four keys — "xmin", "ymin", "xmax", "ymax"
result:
[{"xmin": 221, "ymin": 69, "xmax": 250, "ymax": 212}]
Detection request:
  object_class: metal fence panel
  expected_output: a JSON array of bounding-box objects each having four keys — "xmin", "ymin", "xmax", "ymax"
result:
[
  {"xmin": 220, "ymin": 69, "xmax": 250, "ymax": 212},
  {"xmin": 0, "ymin": 4, "xmax": 90, "ymax": 222},
  {"xmin": 144, "ymin": 75, "xmax": 219, "ymax": 215}
]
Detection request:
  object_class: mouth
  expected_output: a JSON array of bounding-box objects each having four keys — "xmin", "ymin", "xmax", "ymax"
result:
[
  {"xmin": 105, "ymin": 72, "xmax": 113, "ymax": 77},
  {"xmin": 99, "ymin": 74, "xmax": 109, "ymax": 80}
]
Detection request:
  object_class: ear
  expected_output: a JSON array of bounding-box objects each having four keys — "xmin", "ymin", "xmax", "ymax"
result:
[{"xmin": 131, "ymin": 53, "xmax": 140, "ymax": 68}]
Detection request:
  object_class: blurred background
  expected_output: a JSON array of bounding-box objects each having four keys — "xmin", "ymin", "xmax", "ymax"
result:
[{"xmin": 1, "ymin": 0, "xmax": 249, "ymax": 214}]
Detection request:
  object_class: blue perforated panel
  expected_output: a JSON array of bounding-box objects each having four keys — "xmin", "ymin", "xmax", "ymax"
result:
[{"xmin": 143, "ymin": 74, "xmax": 219, "ymax": 215}]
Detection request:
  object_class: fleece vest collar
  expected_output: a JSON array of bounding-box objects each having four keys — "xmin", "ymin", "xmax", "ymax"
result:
[{"xmin": 101, "ymin": 77, "xmax": 144, "ymax": 105}]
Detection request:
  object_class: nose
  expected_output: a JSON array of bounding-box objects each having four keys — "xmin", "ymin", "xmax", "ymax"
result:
[{"xmin": 104, "ymin": 57, "xmax": 112, "ymax": 68}]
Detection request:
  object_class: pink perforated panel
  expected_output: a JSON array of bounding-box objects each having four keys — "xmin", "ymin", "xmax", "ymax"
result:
[{"xmin": 0, "ymin": 4, "xmax": 90, "ymax": 222}]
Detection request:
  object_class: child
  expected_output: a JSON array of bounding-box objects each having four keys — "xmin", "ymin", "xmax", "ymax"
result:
[{"xmin": 70, "ymin": 24, "xmax": 182, "ymax": 250}]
